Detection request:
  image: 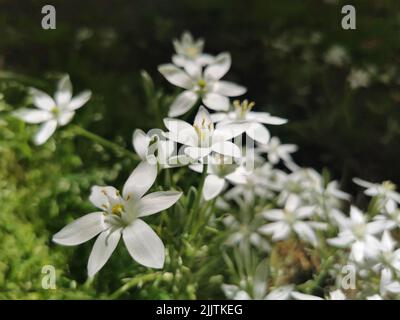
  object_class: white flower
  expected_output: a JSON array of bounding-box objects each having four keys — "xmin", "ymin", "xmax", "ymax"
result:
[
  {"xmin": 222, "ymin": 261, "xmax": 293, "ymax": 300},
  {"xmin": 257, "ymin": 137, "xmax": 298, "ymax": 168},
  {"xmin": 222, "ymin": 213, "xmax": 270, "ymax": 252},
  {"xmin": 52, "ymin": 161, "xmax": 182, "ymax": 277},
  {"xmin": 368, "ymin": 268, "xmax": 400, "ymax": 299},
  {"xmin": 347, "ymin": 69, "xmax": 370, "ymax": 89},
  {"xmin": 172, "ymin": 31, "xmax": 214, "ymax": 68},
  {"xmin": 327, "ymin": 206, "xmax": 387, "ymax": 263},
  {"xmin": 13, "ymin": 75, "xmax": 91, "ymax": 145},
  {"xmin": 159, "ymin": 53, "xmax": 246, "ymax": 117},
  {"xmin": 374, "ymin": 200, "xmax": 400, "ymax": 229},
  {"xmin": 372, "ymin": 231, "xmax": 400, "ymax": 273},
  {"xmin": 164, "ymin": 106, "xmax": 241, "ymax": 161},
  {"xmin": 259, "ymin": 195, "xmax": 326, "ymax": 247},
  {"xmin": 210, "ymin": 100, "xmax": 287, "ymax": 145},
  {"xmin": 189, "ymin": 153, "xmax": 245, "ymax": 200},
  {"xmin": 132, "ymin": 129, "xmax": 188, "ymax": 168},
  {"xmin": 291, "ymin": 289, "xmax": 346, "ymax": 300},
  {"xmin": 324, "ymin": 45, "xmax": 349, "ymax": 67},
  {"xmin": 353, "ymin": 178, "xmax": 400, "ymax": 204}
]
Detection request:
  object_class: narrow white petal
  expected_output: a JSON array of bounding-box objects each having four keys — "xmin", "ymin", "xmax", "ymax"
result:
[
  {"xmin": 168, "ymin": 90, "xmax": 198, "ymax": 117},
  {"xmin": 248, "ymin": 112, "xmax": 287, "ymax": 125},
  {"xmin": 204, "ymin": 52, "xmax": 231, "ymax": 81},
  {"xmin": 351, "ymin": 241, "xmax": 365, "ymax": 262},
  {"xmin": 265, "ymin": 285, "xmax": 293, "ymax": 300},
  {"xmin": 139, "ymin": 191, "xmax": 182, "ymax": 217},
  {"xmin": 67, "ymin": 90, "xmax": 92, "ymax": 110},
  {"xmin": 57, "ymin": 110, "xmax": 75, "ymax": 126},
  {"xmin": 293, "ymin": 222, "xmax": 318, "ymax": 246},
  {"xmin": 122, "ymin": 219, "xmax": 165, "ymax": 268},
  {"xmin": 52, "ymin": 212, "xmax": 105, "ymax": 246},
  {"xmin": 203, "ymin": 174, "xmax": 225, "ymax": 200},
  {"xmin": 33, "ymin": 119, "xmax": 57, "ymax": 145},
  {"xmin": 55, "ymin": 75, "xmax": 72, "ymax": 106},
  {"xmin": 211, "ymin": 141, "xmax": 241, "ymax": 158},
  {"xmin": 29, "ymin": 88, "xmax": 55, "ymax": 110},
  {"xmin": 89, "ymin": 186, "xmax": 119, "ymax": 210},
  {"xmin": 184, "ymin": 146, "xmax": 211, "ymax": 160},
  {"xmin": 203, "ymin": 93, "xmax": 230, "ymax": 111},
  {"xmin": 132, "ymin": 129, "xmax": 150, "ymax": 160},
  {"xmin": 158, "ymin": 64, "xmax": 193, "ymax": 89},
  {"xmin": 262, "ymin": 209, "xmax": 285, "ymax": 221},
  {"xmin": 87, "ymin": 229, "xmax": 121, "ymax": 277},
  {"xmin": 122, "ymin": 161, "xmax": 157, "ymax": 199},
  {"xmin": 13, "ymin": 108, "xmax": 52, "ymax": 123},
  {"xmin": 213, "ymin": 81, "xmax": 246, "ymax": 97},
  {"xmin": 327, "ymin": 234, "xmax": 353, "ymax": 248},
  {"xmin": 246, "ymin": 123, "xmax": 270, "ymax": 144},
  {"xmin": 163, "ymin": 118, "xmax": 198, "ymax": 146}
]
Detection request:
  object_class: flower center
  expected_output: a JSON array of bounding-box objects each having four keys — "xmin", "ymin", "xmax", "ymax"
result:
[
  {"xmin": 186, "ymin": 46, "xmax": 199, "ymax": 58},
  {"xmin": 382, "ymin": 181, "xmax": 396, "ymax": 192},
  {"xmin": 111, "ymin": 203, "xmax": 124, "ymax": 216},
  {"xmin": 233, "ymin": 99, "xmax": 255, "ymax": 120},
  {"xmin": 194, "ymin": 117, "xmax": 213, "ymax": 147},
  {"xmin": 51, "ymin": 106, "xmax": 60, "ymax": 116},
  {"xmin": 352, "ymin": 223, "xmax": 366, "ymax": 239}
]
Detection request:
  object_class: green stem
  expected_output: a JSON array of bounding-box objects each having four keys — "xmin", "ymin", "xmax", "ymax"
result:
[
  {"xmin": 71, "ymin": 125, "xmax": 140, "ymax": 161},
  {"xmin": 187, "ymin": 164, "xmax": 208, "ymax": 232},
  {"xmin": 109, "ymin": 272, "xmax": 161, "ymax": 299}
]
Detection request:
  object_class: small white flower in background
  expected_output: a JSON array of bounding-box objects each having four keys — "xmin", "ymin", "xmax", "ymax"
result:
[
  {"xmin": 222, "ymin": 261, "xmax": 294, "ymax": 300},
  {"xmin": 133, "ymin": 129, "xmax": 189, "ymax": 168},
  {"xmin": 374, "ymin": 200, "xmax": 400, "ymax": 229},
  {"xmin": 210, "ymin": 100, "xmax": 287, "ymax": 145},
  {"xmin": 257, "ymin": 136, "xmax": 298, "ymax": 169},
  {"xmin": 159, "ymin": 53, "xmax": 246, "ymax": 117},
  {"xmin": 291, "ymin": 289, "xmax": 346, "ymax": 300},
  {"xmin": 259, "ymin": 195, "xmax": 327, "ymax": 247},
  {"xmin": 353, "ymin": 178, "xmax": 400, "ymax": 204},
  {"xmin": 13, "ymin": 75, "xmax": 91, "ymax": 145},
  {"xmin": 347, "ymin": 68, "xmax": 370, "ymax": 89},
  {"xmin": 328, "ymin": 206, "xmax": 388, "ymax": 263},
  {"xmin": 323, "ymin": 45, "xmax": 349, "ymax": 67},
  {"xmin": 367, "ymin": 269, "xmax": 400, "ymax": 300},
  {"xmin": 164, "ymin": 106, "xmax": 241, "ymax": 161},
  {"xmin": 172, "ymin": 31, "xmax": 214, "ymax": 68},
  {"xmin": 53, "ymin": 161, "xmax": 182, "ymax": 277},
  {"xmin": 189, "ymin": 153, "xmax": 246, "ymax": 200},
  {"xmin": 222, "ymin": 213, "xmax": 270, "ymax": 252},
  {"xmin": 372, "ymin": 231, "xmax": 400, "ymax": 274}
]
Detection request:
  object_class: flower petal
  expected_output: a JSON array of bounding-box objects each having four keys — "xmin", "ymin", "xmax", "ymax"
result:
[
  {"xmin": 33, "ymin": 119, "xmax": 57, "ymax": 145},
  {"xmin": 13, "ymin": 108, "xmax": 52, "ymax": 123},
  {"xmin": 293, "ymin": 222, "xmax": 318, "ymax": 247},
  {"xmin": 203, "ymin": 174, "xmax": 225, "ymax": 200},
  {"xmin": 67, "ymin": 90, "xmax": 92, "ymax": 110},
  {"xmin": 87, "ymin": 229, "xmax": 121, "ymax": 277},
  {"xmin": 158, "ymin": 64, "xmax": 193, "ymax": 89},
  {"xmin": 211, "ymin": 141, "xmax": 241, "ymax": 158},
  {"xmin": 203, "ymin": 93, "xmax": 230, "ymax": 111},
  {"xmin": 204, "ymin": 52, "xmax": 231, "ymax": 81},
  {"xmin": 58, "ymin": 110, "xmax": 75, "ymax": 126},
  {"xmin": 132, "ymin": 129, "xmax": 150, "ymax": 160},
  {"xmin": 89, "ymin": 186, "xmax": 119, "ymax": 210},
  {"xmin": 184, "ymin": 146, "xmax": 211, "ymax": 160},
  {"xmin": 213, "ymin": 81, "xmax": 246, "ymax": 97},
  {"xmin": 52, "ymin": 212, "xmax": 105, "ymax": 246},
  {"xmin": 29, "ymin": 88, "xmax": 55, "ymax": 111},
  {"xmin": 246, "ymin": 123, "xmax": 270, "ymax": 145},
  {"xmin": 139, "ymin": 191, "xmax": 182, "ymax": 217},
  {"xmin": 122, "ymin": 219, "xmax": 165, "ymax": 268},
  {"xmin": 168, "ymin": 90, "xmax": 198, "ymax": 117},
  {"xmin": 122, "ymin": 161, "xmax": 157, "ymax": 199},
  {"xmin": 55, "ymin": 75, "xmax": 72, "ymax": 106},
  {"xmin": 163, "ymin": 118, "xmax": 198, "ymax": 146}
]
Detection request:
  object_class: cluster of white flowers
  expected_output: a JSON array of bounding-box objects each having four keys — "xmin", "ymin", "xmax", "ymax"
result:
[{"xmin": 12, "ymin": 32, "xmax": 400, "ymax": 299}]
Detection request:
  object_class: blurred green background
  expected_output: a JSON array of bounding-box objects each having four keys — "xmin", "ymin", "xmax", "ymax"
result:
[{"xmin": 1, "ymin": 0, "xmax": 400, "ymax": 298}]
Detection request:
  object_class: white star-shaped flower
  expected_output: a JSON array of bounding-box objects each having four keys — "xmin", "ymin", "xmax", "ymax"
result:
[
  {"xmin": 259, "ymin": 195, "xmax": 326, "ymax": 247},
  {"xmin": 328, "ymin": 206, "xmax": 388, "ymax": 263},
  {"xmin": 159, "ymin": 53, "xmax": 246, "ymax": 117},
  {"xmin": 13, "ymin": 75, "xmax": 91, "ymax": 145},
  {"xmin": 164, "ymin": 106, "xmax": 241, "ymax": 161},
  {"xmin": 172, "ymin": 31, "xmax": 214, "ymax": 68},
  {"xmin": 53, "ymin": 161, "xmax": 182, "ymax": 277},
  {"xmin": 211, "ymin": 100, "xmax": 287, "ymax": 145}
]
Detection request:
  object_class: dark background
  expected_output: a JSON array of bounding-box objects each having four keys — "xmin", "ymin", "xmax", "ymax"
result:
[{"xmin": 1, "ymin": 0, "xmax": 400, "ymax": 192}]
